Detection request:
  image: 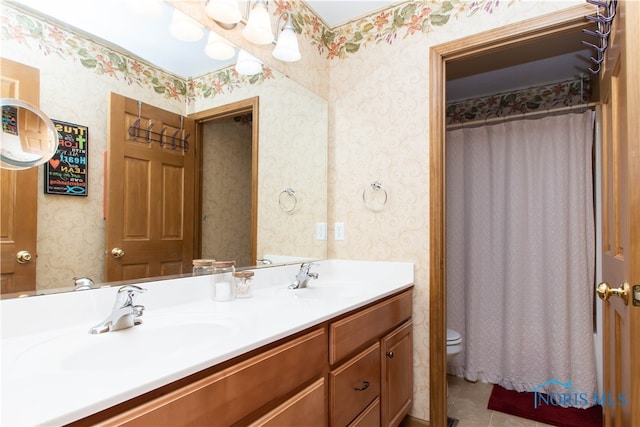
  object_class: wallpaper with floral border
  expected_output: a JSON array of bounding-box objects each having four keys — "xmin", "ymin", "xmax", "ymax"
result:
[
  {"xmin": 0, "ymin": 4, "xmax": 276, "ymax": 104},
  {"xmin": 324, "ymin": 0, "xmax": 587, "ymax": 421},
  {"xmin": 2, "ymin": 1, "xmax": 518, "ymax": 102},
  {"xmin": 278, "ymin": 0, "xmax": 513, "ymax": 60},
  {"xmin": 446, "ymin": 78, "xmax": 592, "ymax": 125}
]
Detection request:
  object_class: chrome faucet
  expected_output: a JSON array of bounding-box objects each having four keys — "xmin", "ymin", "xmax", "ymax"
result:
[
  {"xmin": 89, "ymin": 285, "xmax": 146, "ymax": 334},
  {"xmin": 73, "ymin": 276, "xmax": 94, "ymax": 290},
  {"xmin": 288, "ymin": 262, "xmax": 319, "ymax": 289}
]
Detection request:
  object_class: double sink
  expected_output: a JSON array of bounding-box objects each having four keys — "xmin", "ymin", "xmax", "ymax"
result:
[{"xmin": 1, "ymin": 259, "xmax": 414, "ymax": 426}]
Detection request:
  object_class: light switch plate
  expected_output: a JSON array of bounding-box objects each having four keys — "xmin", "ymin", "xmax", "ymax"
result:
[
  {"xmin": 316, "ymin": 222, "xmax": 327, "ymax": 240},
  {"xmin": 335, "ymin": 222, "xmax": 345, "ymax": 241}
]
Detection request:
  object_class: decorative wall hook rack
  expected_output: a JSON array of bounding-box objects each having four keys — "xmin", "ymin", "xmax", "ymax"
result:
[
  {"xmin": 128, "ymin": 119, "xmax": 190, "ymax": 152},
  {"xmin": 128, "ymin": 101, "xmax": 189, "ymax": 152},
  {"xmin": 581, "ymin": 0, "xmax": 617, "ymax": 74}
]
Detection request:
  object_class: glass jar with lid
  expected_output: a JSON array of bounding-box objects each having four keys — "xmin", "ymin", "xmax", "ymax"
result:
[
  {"xmin": 233, "ymin": 271, "xmax": 254, "ymax": 298},
  {"xmin": 212, "ymin": 261, "xmax": 236, "ymax": 302},
  {"xmin": 192, "ymin": 259, "xmax": 215, "ymax": 275}
]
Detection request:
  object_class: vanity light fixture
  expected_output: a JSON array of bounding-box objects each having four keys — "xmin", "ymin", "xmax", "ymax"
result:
[
  {"xmin": 205, "ymin": 31, "xmax": 236, "ymax": 60},
  {"xmin": 235, "ymin": 49, "xmax": 263, "ymax": 76},
  {"xmin": 169, "ymin": 8, "xmax": 204, "ymax": 42},
  {"xmin": 242, "ymin": 0, "xmax": 274, "ymax": 45},
  {"xmin": 203, "ymin": 0, "xmax": 302, "ymax": 63},
  {"xmin": 272, "ymin": 13, "xmax": 300, "ymax": 62}
]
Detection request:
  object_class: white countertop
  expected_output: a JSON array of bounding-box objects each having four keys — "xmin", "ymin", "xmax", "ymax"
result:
[{"xmin": 1, "ymin": 259, "xmax": 413, "ymax": 426}]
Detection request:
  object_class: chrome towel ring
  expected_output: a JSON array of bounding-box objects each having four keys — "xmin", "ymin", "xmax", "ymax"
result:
[
  {"xmin": 362, "ymin": 180, "xmax": 388, "ymax": 211},
  {"xmin": 279, "ymin": 188, "xmax": 297, "ymax": 213}
]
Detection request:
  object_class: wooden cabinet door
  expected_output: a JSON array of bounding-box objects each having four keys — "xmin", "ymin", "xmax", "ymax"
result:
[
  {"xmin": 330, "ymin": 343, "xmax": 381, "ymax": 427},
  {"xmin": 381, "ymin": 321, "xmax": 412, "ymax": 427},
  {"xmin": 0, "ymin": 58, "xmax": 39, "ymax": 294},
  {"xmin": 106, "ymin": 94, "xmax": 195, "ymax": 281},
  {"xmin": 248, "ymin": 378, "xmax": 327, "ymax": 427},
  {"xmin": 97, "ymin": 329, "xmax": 326, "ymax": 426},
  {"xmin": 598, "ymin": 1, "xmax": 640, "ymax": 425}
]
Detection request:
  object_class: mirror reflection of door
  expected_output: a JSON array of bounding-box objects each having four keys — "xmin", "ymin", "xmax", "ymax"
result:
[
  {"xmin": 105, "ymin": 93, "xmax": 195, "ymax": 281},
  {"xmin": 193, "ymin": 97, "xmax": 258, "ymax": 267},
  {"xmin": 0, "ymin": 58, "xmax": 39, "ymax": 294}
]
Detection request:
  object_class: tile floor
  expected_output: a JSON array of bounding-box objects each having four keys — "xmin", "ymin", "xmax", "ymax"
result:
[{"xmin": 447, "ymin": 375, "xmax": 556, "ymax": 427}]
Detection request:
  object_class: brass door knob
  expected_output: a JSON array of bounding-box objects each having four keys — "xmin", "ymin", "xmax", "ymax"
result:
[
  {"xmin": 596, "ymin": 281, "xmax": 629, "ymax": 305},
  {"xmin": 111, "ymin": 248, "xmax": 125, "ymax": 259},
  {"xmin": 16, "ymin": 250, "xmax": 32, "ymax": 264}
]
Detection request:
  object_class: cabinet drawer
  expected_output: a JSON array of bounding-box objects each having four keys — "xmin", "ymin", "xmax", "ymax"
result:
[
  {"xmin": 330, "ymin": 289, "xmax": 412, "ymax": 365},
  {"xmin": 349, "ymin": 398, "xmax": 380, "ymax": 427},
  {"xmin": 330, "ymin": 342, "xmax": 380, "ymax": 427},
  {"xmin": 100, "ymin": 328, "xmax": 327, "ymax": 426},
  {"xmin": 249, "ymin": 378, "xmax": 326, "ymax": 427}
]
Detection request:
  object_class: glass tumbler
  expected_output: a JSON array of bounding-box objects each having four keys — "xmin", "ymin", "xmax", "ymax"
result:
[
  {"xmin": 233, "ymin": 271, "xmax": 254, "ymax": 298},
  {"xmin": 212, "ymin": 261, "xmax": 236, "ymax": 301}
]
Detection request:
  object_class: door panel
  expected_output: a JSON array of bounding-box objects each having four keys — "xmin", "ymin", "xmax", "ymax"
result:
[
  {"xmin": 598, "ymin": 1, "xmax": 639, "ymax": 425},
  {"xmin": 0, "ymin": 58, "xmax": 39, "ymax": 294},
  {"xmin": 106, "ymin": 94, "xmax": 195, "ymax": 281}
]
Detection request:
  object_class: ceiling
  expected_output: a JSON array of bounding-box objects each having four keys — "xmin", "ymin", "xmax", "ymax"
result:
[{"xmin": 9, "ymin": 0, "xmax": 594, "ymax": 101}]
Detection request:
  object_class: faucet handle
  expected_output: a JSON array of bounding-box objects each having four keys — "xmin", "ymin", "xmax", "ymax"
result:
[
  {"xmin": 115, "ymin": 284, "xmax": 146, "ymax": 307},
  {"xmin": 299, "ymin": 262, "xmax": 318, "ymax": 273}
]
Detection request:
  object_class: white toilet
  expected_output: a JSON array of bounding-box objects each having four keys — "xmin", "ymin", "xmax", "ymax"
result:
[
  {"xmin": 446, "ymin": 328, "xmax": 463, "ymax": 361},
  {"xmin": 446, "ymin": 328, "xmax": 463, "ymax": 396}
]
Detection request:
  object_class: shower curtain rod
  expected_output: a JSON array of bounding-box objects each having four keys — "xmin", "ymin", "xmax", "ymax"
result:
[{"xmin": 446, "ymin": 102, "xmax": 598, "ymax": 130}]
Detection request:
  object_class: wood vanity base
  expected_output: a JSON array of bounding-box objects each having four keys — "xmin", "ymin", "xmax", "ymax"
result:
[{"xmin": 68, "ymin": 288, "xmax": 413, "ymax": 427}]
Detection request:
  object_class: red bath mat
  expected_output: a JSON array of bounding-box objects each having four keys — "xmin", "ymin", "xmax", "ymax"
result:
[{"xmin": 487, "ymin": 384, "xmax": 602, "ymax": 427}]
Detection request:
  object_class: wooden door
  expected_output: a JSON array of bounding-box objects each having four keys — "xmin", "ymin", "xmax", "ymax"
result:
[
  {"xmin": 597, "ymin": 1, "xmax": 639, "ymax": 425},
  {"xmin": 0, "ymin": 58, "xmax": 39, "ymax": 294},
  {"xmin": 106, "ymin": 94, "xmax": 195, "ymax": 281}
]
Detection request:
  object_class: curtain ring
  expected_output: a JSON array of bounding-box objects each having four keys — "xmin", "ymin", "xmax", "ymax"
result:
[
  {"xmin": 279, "ymin": 188, "xmax": 297, "ymax": 213},
  {"xmin": 362, "ymin": 180, "xmax": 388, "ymax": 211}
]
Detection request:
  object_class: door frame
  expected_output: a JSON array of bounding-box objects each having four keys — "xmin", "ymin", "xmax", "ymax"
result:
[
  {"xmin": 190, "ymin": 97, "xmax": 259, "ymax": 264},
  {"xmin": 427, "ymin": 5, "xmax": 594, "ymax": 425}
]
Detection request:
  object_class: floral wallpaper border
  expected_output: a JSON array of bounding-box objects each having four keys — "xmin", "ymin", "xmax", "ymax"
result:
[
  {"xmin": 1, "ymin": 4, "xmax": 274, "ymax": 104},
  {"xmin": 445, "ymin": 78, "xmax": 592, "ymax": 125},
  {"xmin": 2, "ymin": 0, "xmax": 515, "ymax": 101},
  {"xmin": 277, "ymin": 0, "xmax": 513, "ymax": 60}
]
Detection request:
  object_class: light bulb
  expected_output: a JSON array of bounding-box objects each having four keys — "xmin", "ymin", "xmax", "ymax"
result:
[
  {"xmin": 205, "ymin": 0, "xmax": 242, "ymax": 25},
  {"xmin": 242, "ymin": 0, "xmax": 273, "ymax": 45},
  {"xmin": 205, "ymin": 32, "xmax": 236, "ymax": 60},
  {"xmin": 169, "ymin": 9, "xmax": 204, "ymax": 42},
  {"xmin": 273, "ymin": 17, "xmax": 300, "ymax": 62},
  {"xmin": 235, "ymin": 49, "xmax": 263, "ymax": 76}
]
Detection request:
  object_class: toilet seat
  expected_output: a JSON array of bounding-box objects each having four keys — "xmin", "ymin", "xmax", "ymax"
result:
[{"xmin": 446, "ymin": 328, "xmax": 462, "ymax": 346}]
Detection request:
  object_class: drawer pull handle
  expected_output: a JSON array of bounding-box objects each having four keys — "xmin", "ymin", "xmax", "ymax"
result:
[
  {"xmin": 386, "ymin": 351, "xmax": 394, "ymax": 359},
  {"xmin": 354, "ymin": 381, "xmax": 370, "ymax": 392}
]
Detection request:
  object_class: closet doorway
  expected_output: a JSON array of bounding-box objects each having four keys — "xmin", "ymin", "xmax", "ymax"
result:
[
  {"xmin": 428, "ymin": 4, "xmax": 600, "ymax": 426},
  {"xmin": 190, "ymin": 97, "xmax": 258, "ymax": 267}
]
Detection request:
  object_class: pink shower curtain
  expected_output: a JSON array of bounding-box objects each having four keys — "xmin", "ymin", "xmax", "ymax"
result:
[{"xmin": 446, "ymin": 111, "xmax": 597, "ymax": 406}]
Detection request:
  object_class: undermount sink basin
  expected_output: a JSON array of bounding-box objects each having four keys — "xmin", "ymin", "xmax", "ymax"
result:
[{"xmin": 13, "ymin": 312, "xmax": 245, "ymax": 372}]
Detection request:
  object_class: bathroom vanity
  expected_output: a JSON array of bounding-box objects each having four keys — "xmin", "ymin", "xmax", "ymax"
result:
[{"xmin": 1, "ymin": 260, "xmax": 414, "ymax": 426}]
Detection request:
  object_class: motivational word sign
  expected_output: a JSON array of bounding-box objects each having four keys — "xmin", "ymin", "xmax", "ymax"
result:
[{"xmin": 45, "ymin": 120, "xmax": 88, "ymax": 196}]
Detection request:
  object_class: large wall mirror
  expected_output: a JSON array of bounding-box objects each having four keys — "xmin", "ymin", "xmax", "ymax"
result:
[{"xmin": 1, "ymin": 0, "xmax": 328, "ymax": 296}]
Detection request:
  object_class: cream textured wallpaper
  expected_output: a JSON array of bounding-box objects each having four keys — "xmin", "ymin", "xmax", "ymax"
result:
[
  {"xmin": 325, "ymin": 0, "xmax": 585, "ymax": 420},
  {"xmin": 1, "ymin": 4, "xmax": 185, "ymax": 291},
  {"xmin": 1, "ymin": 0, "xmax": 586, "ymax": 422},
  {"xmin": 1, "ymin": 3, "xmax": 327, "ymax": 290},
  {"xmin": 201, "ymin": 119, "xmax": 253, "ymax": 267},
  {"xmin": 192, "ymin": 74, "xmax": 329, "ymax": 264}
]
